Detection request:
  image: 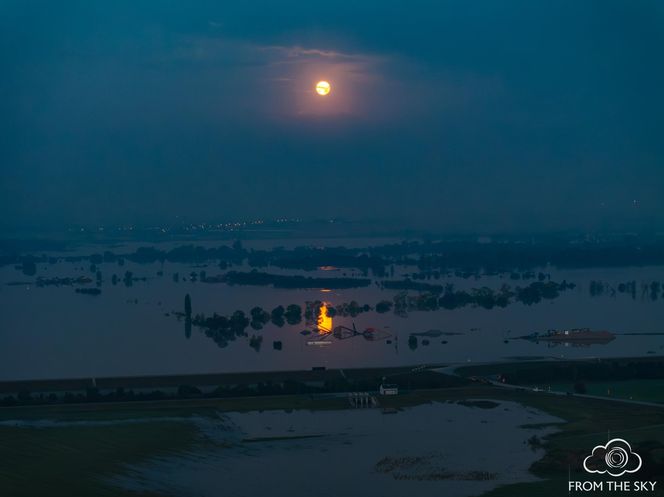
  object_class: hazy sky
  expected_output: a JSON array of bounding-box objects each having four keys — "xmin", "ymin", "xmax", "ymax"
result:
[{"xmin": 2, "ymin": 1, "xmax": 663, "ymax": 232}]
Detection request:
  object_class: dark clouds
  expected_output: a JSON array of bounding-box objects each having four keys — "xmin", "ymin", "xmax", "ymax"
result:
[{"xmin": 1, "ymin": 1, "xmax": 663, "ymax": 232}]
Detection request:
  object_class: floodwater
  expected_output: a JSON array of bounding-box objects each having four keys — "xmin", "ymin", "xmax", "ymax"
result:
[
  {"xmin": 110, "ymin": 401, "xmax": 562, "ymax": 497},
  {"xmin": 1, "ymin": 240, "xmax": 664, "ymax": 380}
]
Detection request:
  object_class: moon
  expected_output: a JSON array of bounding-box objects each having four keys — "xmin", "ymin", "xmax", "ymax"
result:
[{"xmin": 315, "ymin": 81, "xmax": 331, "ymax": 96}]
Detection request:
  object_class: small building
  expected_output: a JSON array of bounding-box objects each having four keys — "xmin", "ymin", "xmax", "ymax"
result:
[{"xmin": 379, "ymin": 383, "xmax": 398, "ymax": 396}]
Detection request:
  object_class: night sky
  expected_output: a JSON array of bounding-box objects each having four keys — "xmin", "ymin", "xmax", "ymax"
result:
[{"xmin": 2, "ymin": 1, "xmax": 663, "ymax": 232}]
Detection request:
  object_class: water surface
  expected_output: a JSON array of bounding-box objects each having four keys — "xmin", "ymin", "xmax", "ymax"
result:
[
  {"xmin": 2, "ymin": 240, "xmax": 664, "ymax": 380},
  {"xmin": 111, "ymin": 401, "xmax": 562, "ymax": 497}
]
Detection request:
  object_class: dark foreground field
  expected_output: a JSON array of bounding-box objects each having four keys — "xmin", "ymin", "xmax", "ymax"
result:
[{"xmin": 1, "ymin": 362, "xmax": 664, "ymax": 497}]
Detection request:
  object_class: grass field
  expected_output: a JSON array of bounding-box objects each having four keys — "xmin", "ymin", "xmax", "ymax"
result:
[
  {"xmin": 523, "ymin": 379, "xmax": 664, "ymax": 404},
  {"xmin": 0, "ymin": 420, "xmax": 197, "ymax": 497},
  {"xmin": 457, "ymin": 357, "xmax": 664, "ymax": 496},
  {"xmin": 457, "ymin": 355, "xmax": 664, "ymax": 380}
]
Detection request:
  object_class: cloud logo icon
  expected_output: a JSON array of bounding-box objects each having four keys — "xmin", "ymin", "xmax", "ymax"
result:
[{"xmin": 583, "ymin": 438, "xmax": 642, "ymax": 477}]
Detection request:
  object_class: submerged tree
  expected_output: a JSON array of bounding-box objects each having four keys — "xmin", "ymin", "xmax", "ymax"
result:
[
  {"xmin": 230, "ymin": 310, "xmax": 249, "ymax": 331},
  {"xmin": 250, "ymin": 306, "xmax": 270, "ymax": 330},
  {"xmin": 22, "ymin": 259, "xmax": 37, "ymax": 276},
  {"xmin": 184, "ymin": 294, "xmax": 192, "ymax": 339},
  {"xmin": 376, "ymin": 300, "xmax": 393, "ymax": 313},
  {"xmin": 271, "ymin": 305, "xmax": 285, "ymax": 327},
  {"xmin": 249, "ymin": 335, "xmax": 263, "ymax": 352},
  {"xmin": 184, "ymin": 294, "xmax": 192, "ymax": 318},
  {"xmin": 285, "ymin": 304, "xmax": 302, "ymax": 325},
  {"xmin": 185, "ymin": 318, "xmax": 192, "ymax": 339}
]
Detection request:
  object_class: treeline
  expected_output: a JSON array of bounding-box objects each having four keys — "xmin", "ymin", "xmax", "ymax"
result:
[
  {"xmin": 35, "ymin": 276, "xmax": 92, "ymax": 286},
  {"xmin": 7, "ymin": 238, "xmax": 664, "ymax": 276},
  {"xmin": 0, "ymin": 387, "xmax": 174, "ymax": 407},
  {"xmin": 32, "ymin": 271, "xmax": 144, "ymax": 288},
  {"xmin": 0, "ymin": 370, "xmax": 466, "ymax": 407},
  {"xmin": 386, "ymin": 280, "xmax": 575, "ymax": 312},
  {"xmin": 181, "ymin": 280, "xmax": 576, "ymax": 350},
  {"xmin": 259, "ymin": 239, "xmax": 664, "ymax": 273},
  {"xmin": 402, "ymin": 269, "xmax": 550, "ymax": 281},
  {"xmin": 217, "ymin": 270, "xmax": 371, "ymax": 289},
  {"xmin": 589, "ymin": 280, "xmax": 663, "ymax": 300},
  {"xmin": 185, "ymin": 302, "xmax": 313, "ymax": 349},
  {"xmin": 186, "ymin": 299, "xmax": 377, "ymax": 349},
  {"xmin": 246, "ymin": 247, "xmax": 387, "ymax": 276},
  {"xmin": 390, "ymin": 240, "xmax": 664, "ymax": 271},
  {"xmin": 75, "ymin": 288, "xmax": 101, "ymax": 296},
  {"xmin": 4, "ymin": 243, "xmax": 247, "ymax": 276}
]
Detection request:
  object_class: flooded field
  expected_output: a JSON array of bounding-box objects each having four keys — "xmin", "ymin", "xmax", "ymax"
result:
[
  {"xmin": 2, "ymin": 240, "xmax": 664, "ymax": 380},
  {"xmin": 110, "ymin": 400, "xmax": 561, "ymax": 497}
]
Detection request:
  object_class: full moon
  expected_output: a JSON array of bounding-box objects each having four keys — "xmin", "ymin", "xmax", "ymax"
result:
[{"xmin": 315, "ymin": 80, "xmax": 331, "ymax": 96}]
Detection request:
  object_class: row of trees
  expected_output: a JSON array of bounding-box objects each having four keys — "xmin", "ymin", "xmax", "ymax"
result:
[
  {"xmin": 181, "ymin": 280, "xmax": 577, "ymax": 350},
  {"xmin": 589, "ymin": 280, "xmax": 662, "ymax": 300},
  {"xmin": 0, "ymin": 369, "xmax": 466, "ymax": 407},
  {"xmin": 12, "ymin": 237, "xmax": 664, "ymax": 278}
]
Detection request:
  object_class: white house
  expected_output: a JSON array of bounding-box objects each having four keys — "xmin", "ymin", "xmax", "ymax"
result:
[{"xmin": 379, "ymin": 383, "xmax": 398, "ymax": 395}]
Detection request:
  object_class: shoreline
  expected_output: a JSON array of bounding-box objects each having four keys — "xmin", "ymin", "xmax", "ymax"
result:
[
  {"xmin": 3, "ymin": 358, "xmax": 664, "ymax": 496},
  {"xmin": 3, "ymin": 384, "xmax": 663, "ymax": 494}
]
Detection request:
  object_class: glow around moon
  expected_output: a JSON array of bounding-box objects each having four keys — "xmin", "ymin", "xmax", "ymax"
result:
[{"xmin": 315, "ymin": 80, "xmax": 331, "ymax": 96}]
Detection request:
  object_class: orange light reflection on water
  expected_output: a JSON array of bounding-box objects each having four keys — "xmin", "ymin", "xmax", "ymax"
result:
[{"xmin": 317, "ymin": 302, "xmax": 332, "ymax": 333}]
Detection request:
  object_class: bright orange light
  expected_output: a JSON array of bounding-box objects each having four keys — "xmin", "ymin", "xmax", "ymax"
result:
[
  {"xmin": 317, "ymin": 303, "xmax": 332, "ymax": 333},
  {"xmin": 315, "ymin": 81, "xmax": 331, "ymax": 96}
]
